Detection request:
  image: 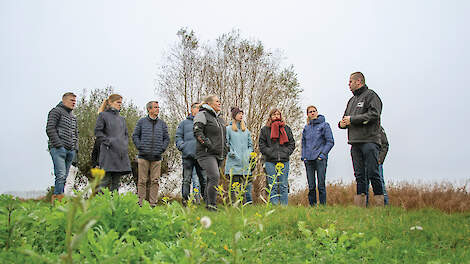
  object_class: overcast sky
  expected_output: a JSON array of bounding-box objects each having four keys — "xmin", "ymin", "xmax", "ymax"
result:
[{"xmin": 1, "ymin": 0, "xmax": 469, "ymax": 193}]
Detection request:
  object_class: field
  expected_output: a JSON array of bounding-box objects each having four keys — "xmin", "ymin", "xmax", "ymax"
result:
[{"xmin": 1, "ymin": 183, "xmax": 469, "ymax": 263}]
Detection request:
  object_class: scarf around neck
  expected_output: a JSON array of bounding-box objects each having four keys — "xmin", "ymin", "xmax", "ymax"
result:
[{"xmin": 270, "ymin": 120, "xmax": 289, "ymax": 145}]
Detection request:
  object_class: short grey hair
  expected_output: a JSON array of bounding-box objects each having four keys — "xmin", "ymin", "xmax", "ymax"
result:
[{"xmin": 146, "ymin": 101, "xmax": 158, "ymax": 111}]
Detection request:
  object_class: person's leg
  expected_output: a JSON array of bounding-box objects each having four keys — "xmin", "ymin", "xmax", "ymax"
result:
[
  {"xmin": 351, "ymin": 145, "xmax": 367, "ymax": 195},
  {"xmin": 194, "ymin": 160, "xmax": 206, "ymax": 202},
  {"xmin": 304, "ymin": 161, "xmax": 317, "ymax": 206},
  {"xmin": 362, "ymin": 143, "xmax": 383, "ymax": 195},
  {"xmin": 197, "ymin": 156, "xmax": 220, "ymax": 209},
  {"xmin": 379, "ymin": 164, "xmax": 389, "ymax": 205},
  {"xmin": 316, "ymin": 159, "xmax": 327, "ymax": 205},
  {"xmin": 230, "ymin": 175, "xmax": 242, "ymax": 204},
  {"xmin": 149, "ymin": 160, "xmax": 162, "ymax": 207},
  {"xmin": 50, "ymin": 147, "xmax": 67, "ymax": 195},
  {"xmin": 245, "ymin": 178, "xmax": 253, "ymax": 204},
  {"xmin": 137, "ymin": 158, "xmax": 150, "ymax": 205},
  {"xmin": 99, "ymin": 172, "xmax": 113, "ymax": 192},
  {"xmin": 110, "ymin": 172, "xmax": 121, "ymax": 192},
  {"xmin": 181, "ymin": 158, "xmax": 193, "ymax": 202},
  {"xmin": 278, "ymin": 161, "xmax": 290, "ymax": 205},
  {"xmin": 264, "ymin": 162, "xmax": 279, "ymax": 205}
]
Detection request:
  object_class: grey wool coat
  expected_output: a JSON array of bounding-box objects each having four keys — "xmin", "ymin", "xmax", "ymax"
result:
[{"xmin": 94, "ymin": 108, "xmax": 131, "ymax": 173}]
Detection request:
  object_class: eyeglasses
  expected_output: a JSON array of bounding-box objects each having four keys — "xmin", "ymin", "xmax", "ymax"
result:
[{"xmin": 308, "ymin": 110, "xmax": 317, "ymax": 113}]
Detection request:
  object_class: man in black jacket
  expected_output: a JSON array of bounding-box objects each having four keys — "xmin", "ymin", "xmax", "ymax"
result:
[
  {"xmin": 339, "ymin": 72, "xmax": 384, "ymax": 207},
  {"xmin": 46, "ymin": 92, "xmax": 78, "ymax": 202},
  {"xmin": 132, "ymin": 101, "xmax": 169, "ymax": 207}
]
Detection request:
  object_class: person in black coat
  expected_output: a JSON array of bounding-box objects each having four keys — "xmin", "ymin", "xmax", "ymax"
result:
[{"xmin": 94, "ymin": 94, "xmax": 131, "ymax": 192}]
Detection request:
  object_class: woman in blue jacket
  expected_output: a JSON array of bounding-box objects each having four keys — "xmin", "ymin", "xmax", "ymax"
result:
[
  {"xmin": 301, "ymin": 105, "xmax": 334, "ymax": 206},
  {"xmin": 225, "ymin": 107, "xmax": 254, "ymax": 204}
]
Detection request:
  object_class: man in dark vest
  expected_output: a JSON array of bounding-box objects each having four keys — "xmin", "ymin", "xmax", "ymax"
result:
[
  {"xmin": 46, "ymin": 92, "xmax": 78, "ymax": 203},
  {"xmin": 132, "ymin": 101, "xmax": 169, "ymax": 207}
]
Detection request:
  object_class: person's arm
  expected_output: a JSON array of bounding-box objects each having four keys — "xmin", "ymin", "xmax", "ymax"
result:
[
  {"xmin": 175, "ymin": 121, "xmax": 185, "ymax": 151},
  {"xmin": 285, "ymin": 126, "xmax": 296, "ymax": 156},
  {"xmin": 350, "ymin": 93, "xmax": 382, "ymax": 126},
  {"xmin": 338, "ymin": 99, "xmax": 351, "ymax": 129},
  {"xmin": 247, "ymin": 130, "xmax": 253, "ymax": 154},
  {"xmin": 162, "ymin": 121, "xmax": 170, "ymax": 152},
  {"xmin": 94, "ymin": 113, "xmax": 109, "ymax": 146},
  {"xmin": 378, "ymin": 127, "xmax": 389, "ymax": 164},
  {"xmin": 46, "ymin": 108, "xmax": 63, "ymax": 148},
  {"xmin": 193, "ymin": 112, "xmax": 212, "ymax": 149},
  {"xmin": 320, "ymin": 123, "xmax": 334, "ymax": 159},
  {"xmin": 258, "ymin": 127, "xmax": 270, "ymax": 156},
  {"xmin": 301, "ymin": 127, "xmax": 306, "ymax": 161},
  {"xmin": 226, "ymin": 127, "xmax": 236, "ymax": 158},
  {"xmin": 132, "ymin": 119, "xmax": 142, "ymax": 150}
]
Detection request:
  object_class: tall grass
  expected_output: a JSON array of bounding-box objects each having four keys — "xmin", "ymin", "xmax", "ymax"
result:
[{"xmin": 289, "ymin": 182, "xmax": 470, "ymax": 213}]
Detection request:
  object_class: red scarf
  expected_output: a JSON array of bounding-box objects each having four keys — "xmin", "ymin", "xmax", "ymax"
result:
[{"xmin": 270, "ymin": 120, "xmax": 289, "ymax": 145}]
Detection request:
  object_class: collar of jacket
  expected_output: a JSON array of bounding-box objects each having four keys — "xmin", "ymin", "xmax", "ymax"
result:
[
  {"xmin": 187, "ymin": 114, "xmax": 194, "ymax": 120},
  {"xmin": 309, "ymin": 115, "xmax": 325, "ymax": 125},
  {"xmin": 147, "ymin": 115, "xmax": 158, "ymax": 122},
  {"xmin": 106, "ymin": 108, "xmax": 120, "ymax": 114},
  {"xmin": 57, "ymin": 102, "xmax": 72, "ymax": 113},
  {"xmin": 201, "ymin": 104, "xmax": 219, "ymax": 117},
  {"xmin": 353, "ymin": 85, "xmax": 368, "ymax": 96}
]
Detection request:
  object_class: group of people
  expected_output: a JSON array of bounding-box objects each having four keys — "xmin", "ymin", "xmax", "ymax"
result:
[{"xmin": 46, "ymin": 71, "xmax": 389, "ymax": 210}]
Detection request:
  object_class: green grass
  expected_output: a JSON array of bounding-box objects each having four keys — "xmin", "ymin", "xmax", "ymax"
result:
[{"xmin": 1, "ymin": 193, "xmax": 469, "ymax": 263}]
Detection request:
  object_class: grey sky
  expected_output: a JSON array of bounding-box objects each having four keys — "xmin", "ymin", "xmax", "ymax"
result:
[{"xmin": 1, "ymin": 0, "xmax": 469, "ymax": 193}]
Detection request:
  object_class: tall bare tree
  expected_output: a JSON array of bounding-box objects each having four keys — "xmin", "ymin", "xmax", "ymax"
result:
[{"xmin": 156, "ymin": 29, "xmax": 303, "ymax": 201}]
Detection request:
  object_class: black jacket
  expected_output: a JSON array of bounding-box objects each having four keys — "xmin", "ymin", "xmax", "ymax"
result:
[
  {"xmin": 339, "ymin": 85, "xmax": 383, "ymax": 145},
  {"xmin": 46, "ymin": 102, "xmax": 78, "ymax": 150},
  {"xmin": 259, "ymin": 125, "xmax": 296, "ymax": 163},
  {"xmin": 378, "ymin": 126, "xmax": 389, "ymax": 164},
  {"xmin": 193, "ymin": 104, "xmax": 228, "ymax": 160}
]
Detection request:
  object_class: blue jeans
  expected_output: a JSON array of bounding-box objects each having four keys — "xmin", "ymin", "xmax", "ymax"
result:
[
  {"xmin": 366, "ymin": 164, "xmax": 389, "ymax": 205},
  {"xmin": 265, "ymin": 161, "xmax": 289, "ymax": 205},
  {"xmin": 304, "ymin": 159, "xmax": 327, "ymax": 205},
  {"xmin": 182, "ymin": 158, "xmax": 205, "ymax": 201},
  {"xmin": 350, "ymin": 143, "xmax": 383, "ymax": 195},
  {"xmin": 50, "ymin": 147, "xmax": 76, "ymax": 195}
]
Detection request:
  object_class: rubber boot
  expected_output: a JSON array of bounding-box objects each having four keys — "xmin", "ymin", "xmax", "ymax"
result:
[
  {"xmin": 354, "ymin": 194, "xmax": 366, "ymax": 208},
  {"xmin": 371, "ymin": 195, "xmax": 385, "ymax": 207}
]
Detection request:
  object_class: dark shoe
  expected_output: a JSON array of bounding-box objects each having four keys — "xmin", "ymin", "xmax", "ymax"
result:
[{"xmin": 206, "ymin": 204, "xmax": 218, "ymax": 212}]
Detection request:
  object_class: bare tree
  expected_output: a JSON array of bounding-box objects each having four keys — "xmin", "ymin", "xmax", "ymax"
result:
[{"xmin": 156, "ymin": 29, "xmax": 303, "ymax": 201}]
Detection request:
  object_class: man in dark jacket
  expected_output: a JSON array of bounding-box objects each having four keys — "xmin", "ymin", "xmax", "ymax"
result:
[
  {"xmin": 175, "ymin": 102, "xmax": 206, "ymax": 205},
  {"xmin": 46, "ymin": 92, "xmax": 78, "ymax": 202},
  {"xmin": 132, "ymin": 101, "xmax": 169, "ymax": 207},
  {"xmin": 339, "ymin": 72, "xmax": 384, "ymax": 207}
]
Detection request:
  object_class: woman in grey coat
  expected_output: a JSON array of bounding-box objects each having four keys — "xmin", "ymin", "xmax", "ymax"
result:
[{"xmin": 95, "ymin": 94, "xmax": 131, "ymax": 192}]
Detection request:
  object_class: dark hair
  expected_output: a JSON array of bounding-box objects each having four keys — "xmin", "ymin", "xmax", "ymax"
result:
[
  {"xmin": 62, "ymin": 92, "xmax": 76, "ymax": 99},
  {"xmin": 350, "ymin": 72, "xmax": 365, "ymax": 84}
]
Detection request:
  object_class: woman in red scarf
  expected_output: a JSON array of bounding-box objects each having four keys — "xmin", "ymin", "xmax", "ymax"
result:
[{"xmin": 259, "ymin": 108, "xmax": 295, "ymax": 205}]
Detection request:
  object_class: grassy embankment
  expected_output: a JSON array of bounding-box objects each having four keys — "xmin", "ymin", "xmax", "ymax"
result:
[{"xmin": 1, "ymin": 187, "xmax": 469, "ymax": 263}]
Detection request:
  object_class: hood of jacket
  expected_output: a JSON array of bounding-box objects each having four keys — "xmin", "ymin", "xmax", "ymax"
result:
[
  {"xmin": 201, "ymin": 104, "xmax": 218, "ymax": 116},
  {"xmin": 308, "ymin": 115, "xmax": 325, "ymax": 125}
]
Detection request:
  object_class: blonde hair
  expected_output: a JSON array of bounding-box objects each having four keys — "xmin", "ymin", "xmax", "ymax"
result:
[
  {"xmin": 202, "ymin": 94, "xmax": 218, "ymax": 105},
  {"xmin": 306, "ymin": 105, "xmax": 318, "ymax": 124},
  {"xmin": 266, "ymin": 108, "xmax": 285, "ymax": 127},
  {"xmin": 231, "ymin": 119, "xmax": 246, "ymax": 132},
  {"xmin": 98, "ymin": 94, "xmax": 122, "ymax": 113}
]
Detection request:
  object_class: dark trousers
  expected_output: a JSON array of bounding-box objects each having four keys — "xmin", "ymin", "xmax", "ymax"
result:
[
  {"xmin": 351, "ymin": 143, "xmax": 383, "ymax": 195},
  {"xmin": 228, "ymin": 174, "xmax": 253, "ymax": 204},
  {"xmin": 304, "ymin": 159, "xmax": 327, "ymax": 205},
  {"xmin": 197, "ymin": 156, "xmax": 222, "ymax": 207},
  {"xmin": 182, "ymin": 158, "xmax": 206, "ymax": 201},
  {"xmin": 100, "ymin": 172, "xmax": 122, "ymax": 192}
]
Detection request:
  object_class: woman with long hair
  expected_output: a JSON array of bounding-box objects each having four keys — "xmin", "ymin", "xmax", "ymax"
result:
[
  {"xmin": 259, "ymin": 108, "xmax": 295, "ymax": 205},
  {"xmin": 301, "ymin": 105, "xmax": 334, "ymax": 206},
  {"xmin": 224, "ymin": 107, "xmax": 254, "ymax": 204},
  {"xmin": 193, "ymin": 95, "xmax": 228, "ymax": 211},
  {"xmin": 94, "ymin": 94, "xmax": 131, "ymax": 192}
]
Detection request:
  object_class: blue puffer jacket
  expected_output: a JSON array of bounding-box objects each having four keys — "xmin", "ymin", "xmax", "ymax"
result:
[
  {"xmin": 224, "ymin": 122, "xmax": 253, "ymax": 176},
  {"xmin": 301, "ymin": 115, "xmax": 334, "ymax": 161},
  {"xmin": 132, "ymin": 116, "xmax": 169, "ymax": 161},
  {"xmin": 175, "ymin": 115, "xmax": 197, "ymax": 159}
]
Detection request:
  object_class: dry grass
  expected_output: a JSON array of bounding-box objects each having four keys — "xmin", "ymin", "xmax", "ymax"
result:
[{"xmin": 288, "ymin": 182, "xmax": 470, "ymax": 213}]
